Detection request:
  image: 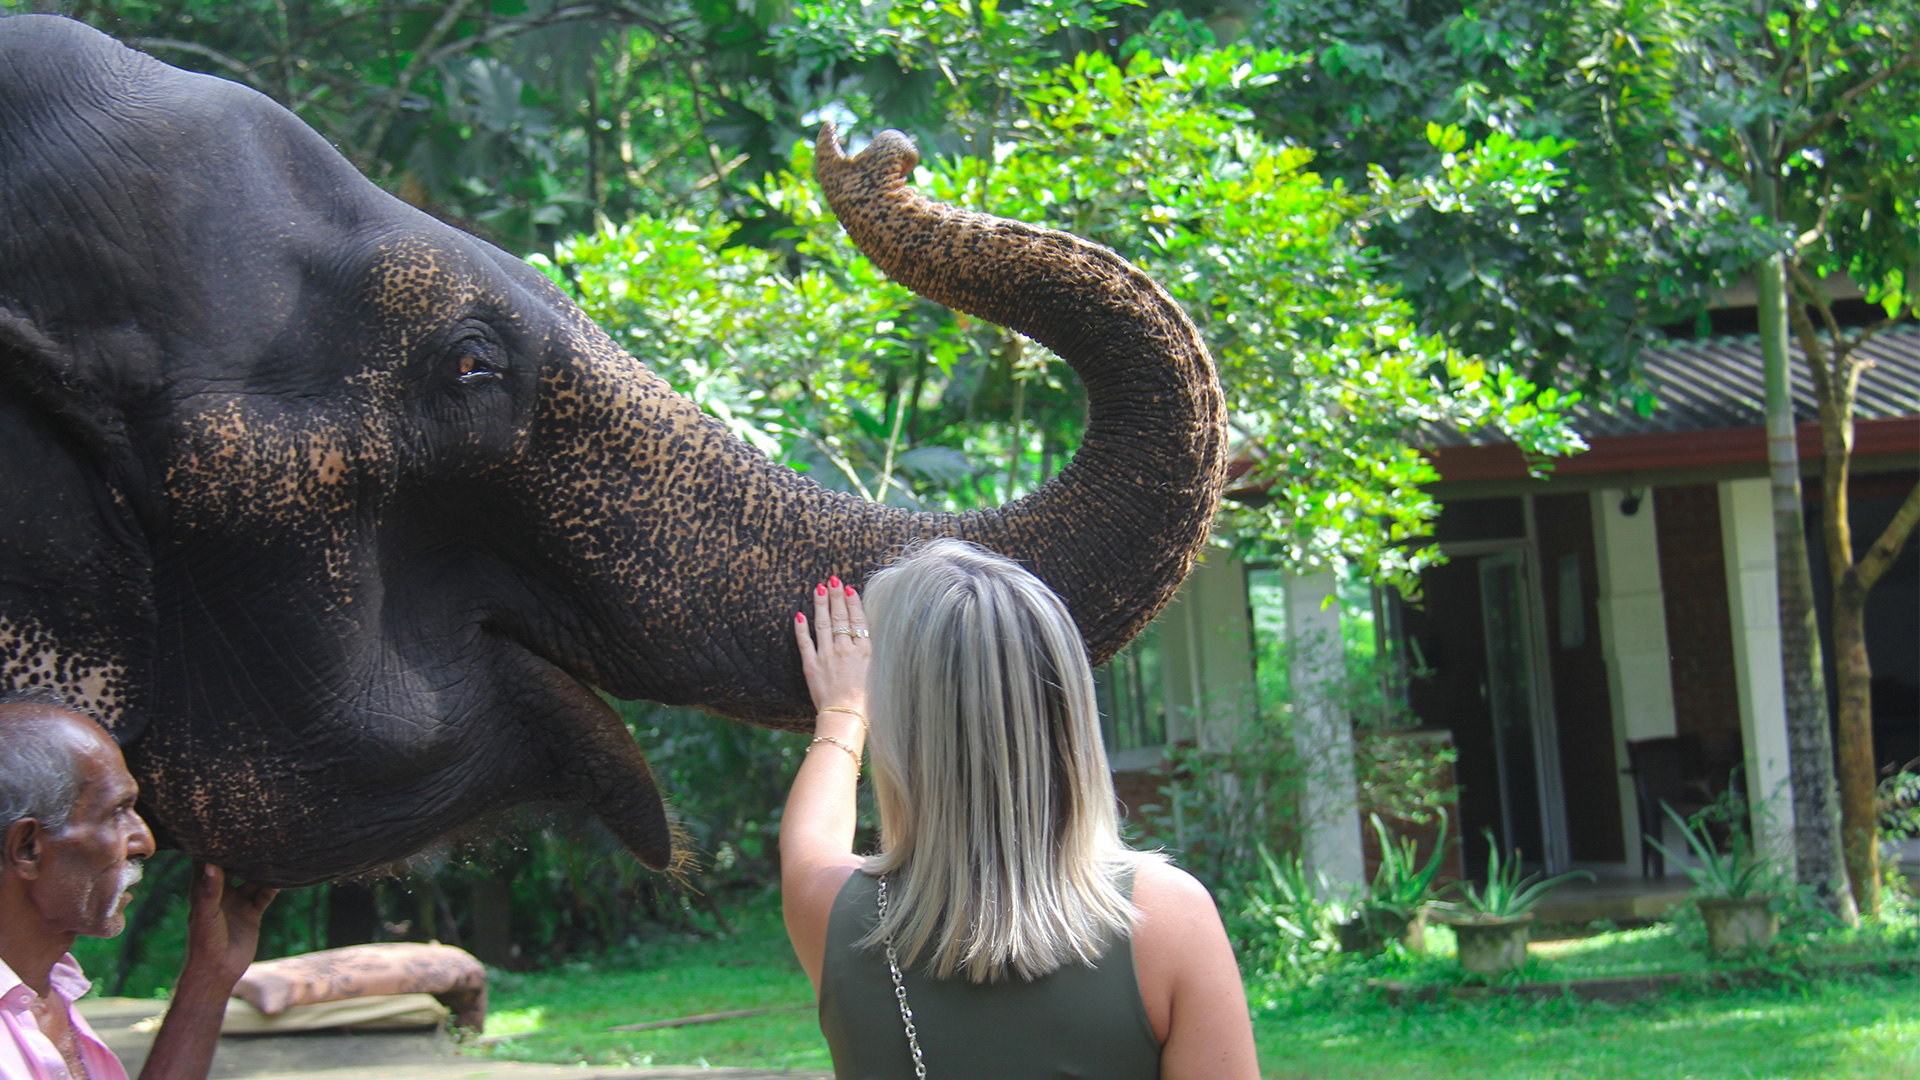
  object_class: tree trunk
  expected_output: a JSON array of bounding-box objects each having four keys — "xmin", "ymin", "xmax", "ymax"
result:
[
  {"xmin": 1796, "ymin": 292, "xmax": 1879, "ymax": 916},
  {"xmin": 1755, "ymin": 251, "xmax": 1855, "ymax": 920},
  {"xmin": 1787, "ymin": 265, "xmax": 1919, "ymax": 918},
  {"xmin": 1831, "ymin": 569, "xmax": 1879, "ymax": 914}
]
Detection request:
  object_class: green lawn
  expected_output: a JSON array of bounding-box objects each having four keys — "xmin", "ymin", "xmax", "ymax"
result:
[
  {"xmin": 468, "ymin": 890, "xmax": 1920, "ymax": 1078},
  {"xmin": 1254, "ymin": 970, "xmax": 1920, "ymax": 1080},
  {"xmin": 471, "ymin": 889, "xmax": 831, "ymax": 1071}
]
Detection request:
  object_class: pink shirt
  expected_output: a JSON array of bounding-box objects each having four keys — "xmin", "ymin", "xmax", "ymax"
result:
[{"xmin": 0, "ymin": 954, "xmax": 129, "ymax": 1080}]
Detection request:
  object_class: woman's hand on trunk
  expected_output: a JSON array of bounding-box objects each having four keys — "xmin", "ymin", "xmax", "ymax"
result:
[{"xmin": 795, "ymin": 575, "xmax": 870, "ymax": 727}]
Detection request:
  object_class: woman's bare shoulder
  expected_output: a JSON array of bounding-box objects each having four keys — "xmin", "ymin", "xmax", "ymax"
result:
[
  {"xmin": 1131, "ymin": 858, "xmax": 1220, "ymax": 926},
  {"xmin": 1129, "ymin": 858, "xmax": 1229, "ymax": 975},
  {"xmin": 1127, "ymin": 857, "xmax": 1244, "ymax": 1055}
]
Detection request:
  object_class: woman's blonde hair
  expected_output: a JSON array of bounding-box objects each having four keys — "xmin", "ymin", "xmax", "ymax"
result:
[{"xmin": 859, "ymin": 538, "xmax": 1156, "ymax": 983}]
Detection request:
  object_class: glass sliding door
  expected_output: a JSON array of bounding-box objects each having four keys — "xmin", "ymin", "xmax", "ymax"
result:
[{"xmin": 1478, "ymin": 551, "xmax": 1565, "ymax": 870}]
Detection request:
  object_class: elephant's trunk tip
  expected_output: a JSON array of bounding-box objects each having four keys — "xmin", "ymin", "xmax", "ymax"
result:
[
  {"xmin": 814, "ymin": 123, "xmax": 920, "ymax": 208},
  {"xmin": 814, "ymin": 120, "xmax": 845, "ymax": 162}
]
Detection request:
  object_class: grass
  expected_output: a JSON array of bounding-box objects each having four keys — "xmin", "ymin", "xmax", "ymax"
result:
[
  {"xmin": 1336, "ymin": 901, "xmax": 1920, "ymax": 991},
  {"xmin": 1253, "ymin": 972, "xmax": 1920, "ymax": 1080},
  {"xmin": 464, "ymin": 887, "xmax": 1920, "ymax": 1078},
  {"xmin": 468, "ymin": 887, "xmax": 831, "ymax": 1071}
]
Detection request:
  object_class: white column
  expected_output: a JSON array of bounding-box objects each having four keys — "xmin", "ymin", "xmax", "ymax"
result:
[
  {"xmin": 1592, "ymin": 489, "xmax": 1679, "ymax": 740},
  {"xmin": 1153, "ymin": 586, "xmax": 1197, "ymax": 748},
  {"xmin": 1153, "ymin": 549, "xmax": 1256, "ymax": 749},
  {"xmin": 1591, "ymin": 488, "xmax": 1678, "ymax": 874},
  {"xmin": 1191, "ymin": 551, "xmax": 1256, "ymax": 746},
  {"xmin": 1719, "ymin": 478, "xmax": 1798, "ymax": 860},
  {"xmin": 1284, "ymin": 567, "xmax": 1365, "ymax": 891}
]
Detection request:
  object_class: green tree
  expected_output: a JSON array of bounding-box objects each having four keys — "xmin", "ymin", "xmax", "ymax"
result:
[
  {"xmin": 1245, "ymin": 0, "xmax": 1920, "ymax": 919},
  {"xmin": 1239, "ymin": 1, "xmax": 1768, "ymax": 396},
  {"xmin": 1605, "ymin": 0, "xmax": 1920, "ymax": 918},
  {"xmin": 549, "ymin": 41, "xmax": 1584, "ymax": 580},
  {"xmin": 24, "ymin": 0, "xmax": 841, "ymax": 251}
]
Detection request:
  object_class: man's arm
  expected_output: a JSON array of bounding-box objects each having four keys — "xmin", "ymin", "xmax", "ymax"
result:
[{"xmin": 138, "ymin": 862, "xmax": 276, "ymax": 1080}]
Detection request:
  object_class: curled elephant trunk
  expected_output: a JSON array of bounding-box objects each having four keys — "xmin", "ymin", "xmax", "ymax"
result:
[
  {"xmin": 562, "ymin": 125, "xmax": 1228, "ymax": 727},
  {"xmin": 813, "ymin": 124, "xmax": 1228, "ymax": 662}
]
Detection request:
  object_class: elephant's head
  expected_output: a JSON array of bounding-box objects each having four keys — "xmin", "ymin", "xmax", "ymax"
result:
[{"xmin": 0, "ymin": 16, "xmax": 1226, "ymax": 886}]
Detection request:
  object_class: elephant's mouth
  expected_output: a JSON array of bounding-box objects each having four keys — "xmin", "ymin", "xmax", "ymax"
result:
[
  {"xmin": 191, "ymin": 630, "xmax": 677, "ymax": 888},
  {"xmin": 489, "ymin": 631, "xmax": 675, "ymax": 871}
]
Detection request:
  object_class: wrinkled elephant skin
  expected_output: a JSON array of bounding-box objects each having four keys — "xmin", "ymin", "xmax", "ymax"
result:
[{"xmin": 0, "ymin": 15, "xmax": 1227, "ymax": 886}]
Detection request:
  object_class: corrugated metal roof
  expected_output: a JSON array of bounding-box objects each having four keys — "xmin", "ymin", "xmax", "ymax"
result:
[{"xmin": 1423, "ymin": 323, "xmax": 1920, "ymax": 447}]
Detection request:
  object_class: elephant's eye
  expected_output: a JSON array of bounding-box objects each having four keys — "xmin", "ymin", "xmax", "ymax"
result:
[{"xmin": 450, "ymin": 340, "xmax": 503, "ymax": 388}]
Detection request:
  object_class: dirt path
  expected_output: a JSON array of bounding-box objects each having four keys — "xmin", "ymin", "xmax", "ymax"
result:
[{"xmin": 81, "ymin": 997, "xmax": 830, "ymax": 1080}]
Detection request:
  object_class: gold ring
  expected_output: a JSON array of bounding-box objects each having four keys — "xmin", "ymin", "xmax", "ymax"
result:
[
  {"xmin": 855, "ymin": 629, "xmax": 871, "ymax": 638},
  {"xmin": 832, "ymin": 627, "xmax": 856, "ymax": 637}
]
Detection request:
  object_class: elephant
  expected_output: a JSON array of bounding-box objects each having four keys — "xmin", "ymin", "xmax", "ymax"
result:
[{"xmin": 0, "ymin": 15, "xmax": 1227, "ymax": 888}]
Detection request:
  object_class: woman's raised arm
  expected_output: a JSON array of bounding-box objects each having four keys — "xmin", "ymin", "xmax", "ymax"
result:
[{"xmin": 780, "ymin": 577, "xmax": 870, "ymax": 992}]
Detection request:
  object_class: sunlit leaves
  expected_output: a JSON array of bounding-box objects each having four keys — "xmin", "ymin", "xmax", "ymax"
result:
[
  {"xmin": 541, "ymin": 34, "xmax": 1584, "ymax": 579},
  {"xmin": 541, "ymin": 162, "xmax": 1023, "ymax": 509},
  {"xmin": 930, "ymin": 46, "xmax": 1582, "ymax": 579}
]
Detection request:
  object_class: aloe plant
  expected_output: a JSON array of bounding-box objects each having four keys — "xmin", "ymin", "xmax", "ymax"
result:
[
  {"xmin": 1241, "ymin": 846, "xmax": 1347, "ymax": 980},
  {"xmin": 1364, "ymin": 810, "xmax": 1451, "ymax": 917},
  {"xmin": 1451, "ymin": 831, "xmax": 1594, "ymax": 919},
  {"xmin": 1648, "ymin": 803, "xmax": 1776, "ymax": 899}
]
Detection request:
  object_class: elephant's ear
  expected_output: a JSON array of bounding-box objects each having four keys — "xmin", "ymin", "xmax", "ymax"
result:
[
  {"xmin": 0, "ymin": 312, "xmax": 144, "ymax": 457},
  {"xmin": 0, "ymin": 309, "xmax": 158, "ymax": 743}
]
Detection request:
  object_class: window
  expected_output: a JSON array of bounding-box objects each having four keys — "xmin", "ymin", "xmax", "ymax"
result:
[
  {"xmin": 1097, "ymin": 626, "xmax": 1166, "ymax": 762},
  {"xmin": 1556, "ymin": 552, "xmax": 1586, "ymax": 649}
]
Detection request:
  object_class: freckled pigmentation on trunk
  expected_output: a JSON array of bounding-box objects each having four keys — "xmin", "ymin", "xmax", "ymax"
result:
[{"xmin": 548, "ymin": 124, "xmax": 1229, "ymax": 730}]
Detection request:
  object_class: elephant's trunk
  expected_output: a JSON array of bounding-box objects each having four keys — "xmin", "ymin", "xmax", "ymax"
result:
[
  {"xmin": 811, "ymin": 124, "xmax": 1228, "ymax": 658},
  {"xmin": 544, "ymin": 125, "xmax": 1224, "ymax": 727}
]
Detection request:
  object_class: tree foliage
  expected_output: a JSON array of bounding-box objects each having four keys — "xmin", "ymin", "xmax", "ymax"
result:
[
  {"xmin": 542, "ymin": 40, "xmax": 1586, "ymax": 577},
  {"xmin": 23, "ymin": 0, "xmax": 1589, "ymax": 572},
  {"xmin": 1240, "ymin": 1, "xmax": 1777, "ymax": 398},
  {"xmin": 1238, "ymin": 0, "xmax": 1920, "ymax": 920},
  {"xmin": 1622, "ymin": 0, "xmax": 1920, "ymax": 918}
]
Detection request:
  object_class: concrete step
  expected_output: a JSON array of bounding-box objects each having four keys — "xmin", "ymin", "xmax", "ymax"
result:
[{"xmin": 1529, "ymin": 880, "xmax": 1692, "ymax": 927}]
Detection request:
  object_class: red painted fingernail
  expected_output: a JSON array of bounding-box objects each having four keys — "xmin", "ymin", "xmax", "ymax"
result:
[
  {"xmin": 816, "ymin": 583, "xmax": 827, "ymax": 596},
  {"xmin": 796, "ymin": 612, "xmax": 805, "ymax": 622},
  {"xmin": 829, "ymin": 575, "xmax": 841, "ymax": 589},
  {"xmin": 845, "ymin": 585, "xmax": 855, "ymax": 597}
]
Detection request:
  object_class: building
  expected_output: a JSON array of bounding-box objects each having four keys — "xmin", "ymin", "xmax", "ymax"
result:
[{"xmin": 1100, "ymin": 324, "xmax": 1920, "ymax": 887}]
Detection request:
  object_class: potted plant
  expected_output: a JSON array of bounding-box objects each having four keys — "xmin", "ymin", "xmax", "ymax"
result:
[
  {"xmin": 1650, "ymin": 803, "xmax": 1779, "ymax": 953},
  {"xmin": 1338, "ymin": 812, "xmax": 1449, "ymax": 955},
  {"xmin": 1441, "ymin": 833, "xmax": 1593, "ymax": 977}
]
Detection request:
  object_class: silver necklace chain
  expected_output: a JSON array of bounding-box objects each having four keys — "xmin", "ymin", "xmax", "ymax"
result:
[{"xmin": 875, "ymin": 876, "xmax": 927, "ymax": 1079}]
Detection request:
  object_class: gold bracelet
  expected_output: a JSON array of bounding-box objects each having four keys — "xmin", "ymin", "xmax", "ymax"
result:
[
  {"xmin": 809, "ymin": 734, "xmax": 862, "ymax": 767},
  {"xmin": 818, "ymin": 706, "xmax": 868, "ymax": 729}
]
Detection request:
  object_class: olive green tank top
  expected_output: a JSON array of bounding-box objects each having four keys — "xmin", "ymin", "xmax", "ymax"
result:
[{"xmin": 818, "ymin": 870, "xmax": 1162, "ymax": 1080}]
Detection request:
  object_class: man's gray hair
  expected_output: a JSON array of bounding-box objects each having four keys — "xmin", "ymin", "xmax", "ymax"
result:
[{"xmin": 0, "ymin": 689, "xmax": 90, "ymax": 833}]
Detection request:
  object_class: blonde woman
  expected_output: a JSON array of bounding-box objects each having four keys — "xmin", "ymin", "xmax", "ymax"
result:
[{"xmin": 782, "ymin": 539, "xmax": 1259, "ymax": 1079}]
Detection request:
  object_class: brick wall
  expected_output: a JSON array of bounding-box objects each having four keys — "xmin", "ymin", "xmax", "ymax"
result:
[
  {"xmin": 1112, "ymin": 768, "xmax": 1165, "ymax": 825},
  {"xmin": 1653, "ymin": 485, "xmax": 1744, "ymax": 772},
  {"xmin": 1358, "ymin": 730, "xmax": 1465, "ymax": 889}
]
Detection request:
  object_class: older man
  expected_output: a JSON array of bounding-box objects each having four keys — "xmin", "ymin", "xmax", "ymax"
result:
[{"xmin": 0, "ymin": 695, "xmax": 277, "ymax": 1080}]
